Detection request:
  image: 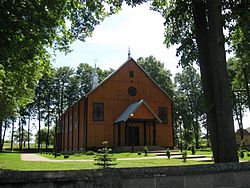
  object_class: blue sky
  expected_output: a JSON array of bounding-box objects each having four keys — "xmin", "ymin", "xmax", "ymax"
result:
[{"xmin": 54, "ymin": 3, "xmax": 181, "ymax": 76}]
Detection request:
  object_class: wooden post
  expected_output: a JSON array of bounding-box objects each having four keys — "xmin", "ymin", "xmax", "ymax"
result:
[
  {"xmin": 153, "ymin": 120, "xmax": 156, "ymax": 146},
  {"xmin": 118, "ymin": 124, "xmax": 121, "ymax": 146},
  {"xmin": 144, "ymin": 122, "xmax": 147, "ymax": 145}
]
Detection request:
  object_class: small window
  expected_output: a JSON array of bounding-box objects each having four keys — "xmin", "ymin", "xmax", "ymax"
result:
[
  {"xmin": 158, "ymin": 107, "xmax": 167, "ymax": 124},
  {"xmin": 129, "ymin": 71, "xmax": 134, "ymax": 78},
  {"xmin": 128, "ymin": 86, "xmax": 137, "ymax": 96},
  {"xmin": 93, "ymin": 103, "xmax": 104, "ymax": 121}
]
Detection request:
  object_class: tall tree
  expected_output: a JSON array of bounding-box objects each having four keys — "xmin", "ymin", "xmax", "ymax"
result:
[
  {"xmin": 150, "ymin": 0, "xmax": 244, "ymax": 162},
  {"xmin": 174, "ymin": 65, "xmax": 205, "ymax": 148}
]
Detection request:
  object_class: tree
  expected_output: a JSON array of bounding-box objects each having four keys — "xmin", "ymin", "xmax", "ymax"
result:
[
  {"xmin": 227, "ymin": 57, "xmax": 249, "ymax": 141},
  {"xmin": 150, "ymin": 0, "xmax": 244, "ymax": 162},
  {"xmin": 0, "ymin": 0, "xmax": 123, "ymax": 152},
  {"xmin": 94, "ymin": 141, "xmax": 116, "ymax": 169},
  {"xmin": 174, "ymin": 65, "xmax": 205, "ymax": 148},
  {"xmin": 137, "ymin": 56, "xmax": 174, "ymax": 97},
  {"xmin": 35, "ymin": 128, "xmax": 54, "ymax": 148}
]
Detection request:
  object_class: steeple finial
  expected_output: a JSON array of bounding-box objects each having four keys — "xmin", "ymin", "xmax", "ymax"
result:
[
  {"xmin": 128, "ymin": 47, "xmax": 131, "ymax": 59},
  {"xmin": 92, "ymin": 60, "xmax": 99, "ymax": 90}
]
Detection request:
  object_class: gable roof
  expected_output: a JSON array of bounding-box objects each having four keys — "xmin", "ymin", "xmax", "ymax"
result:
[
  {"xmin": 235, "ymin": 129, "xmax": 250, "ymax": 136},
  {"xmin": 86, "ymin": 58, "xmax": 173, "ymax": 101},
  {"xmin": 114, "ymin": 99, "xmax": 162, "ymax": 124}
]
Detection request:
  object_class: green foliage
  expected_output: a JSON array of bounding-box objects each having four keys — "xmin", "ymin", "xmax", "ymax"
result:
[
  {"xmin": 64, "ymin": 155, "xmax": 69, "ymax": 159},
  {"xmin": 35, "ymin": 128, "xmax": 54, "ymax": 145},
  {"xmin": 174, "ymin": 65, "xmax": 204, "ymax": 148},
  {"xmin": 94, "ymin": 141, "xmax": 116, "ymax": 169},
  {"xmin": 239, "ymin": 150, "xmax": 244, "ymax": 159},
  {"xmin": 86, "ymin": 151, "xmax": 95, "ymax": 155},
  {"xmin": 182, "ymin": 151, "xmax": 187, "ymax": 162},
  {"xmin": 137, "ymin": 151, "xmax": 142, "ymax": 155},
  {"xmin": 143, "ymin": 146, "xmax": 149, "ymax": 156},
  {"xmin": 166, "ymin": 148, "xmax": 171, "ymax": 159},
  {"xmin": 0, "ymin": 0, "xmax": 121, "ymax": 122}
]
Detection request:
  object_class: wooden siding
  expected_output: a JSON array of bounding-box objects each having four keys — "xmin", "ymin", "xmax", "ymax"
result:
[
  {"xmin": 79, "ymin": 99, "xmax": 85, "ymax": 150},
  {"xmin": 73, "ymin": 104, "xmax": 78, "ymax": 150},
  {"xmin": 59, "ymin": 59, "xmax": 173, "ymax": 150},
  {"xmin": 87, "ymin": 59, "xmax": 173, "ymax": 148}
]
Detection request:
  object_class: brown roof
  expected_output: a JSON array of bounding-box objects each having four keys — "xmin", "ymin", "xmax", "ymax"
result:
[{"xmin": 235, "ymin": 129, "xmax": 250, "ymax": 136}]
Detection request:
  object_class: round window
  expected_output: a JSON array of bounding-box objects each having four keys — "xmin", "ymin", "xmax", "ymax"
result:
[{"xmin": 128, "ymin": 86, "xmax": 137, "ymax": 96}]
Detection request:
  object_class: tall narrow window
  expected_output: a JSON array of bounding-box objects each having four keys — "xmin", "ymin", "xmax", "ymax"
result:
[
  {"xmin": 93, "ymin": 102, "xmax": 104, "ymax": 121},
  {"xmin": 158, "ymin": 107, "xmax": 167, "ymax": 124}
]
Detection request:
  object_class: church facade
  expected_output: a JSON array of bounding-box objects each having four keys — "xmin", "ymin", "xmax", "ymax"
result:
[{"xmin": 58, "ymin": 58, "xmax": 173, "ymax": 151}]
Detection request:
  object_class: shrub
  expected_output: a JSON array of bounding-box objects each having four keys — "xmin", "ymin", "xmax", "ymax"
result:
[
  {"xmin": 137, "ymin": 151, "xmax": 142, "ymax": 155},
  {"xmin": 143, "ymin": 146, "xmax": 148, "ymax": 156},
  {"xmin": 86, "ymin": 151, "xmax": 95, "ymax": 155},
  {"xmin": 239, "ymin": 150, "xmax": 244, "ymax": 159},
  {"xmin": 166, "ymin": 148, "xmax": 171, "ymax": 159},
  {"xmin": 94, "ymin": 141, "xmax": 116, "ymax": 169},
  {"xmin": 182, "ymin": 151, "xmax": 187, "ymax": 162},
  {"xmin": 74, "ymin": 153, "xmax": 82, "ymax": 157},
  {"xmin": 56, "ymin": 153, "xmax": 61, "ymax": 157},
  {"xmin": 247, "ymin": 152, "xmax": 250, "ymax": 157},
  {"xmin": 64, "ymin": 155, "xmax": 69, "ymax": 159}
]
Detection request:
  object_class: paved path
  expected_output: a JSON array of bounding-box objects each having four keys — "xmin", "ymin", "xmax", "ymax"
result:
[{"xmin": 21, "ymin": 153, "xmax": 213, "ymax": 163}]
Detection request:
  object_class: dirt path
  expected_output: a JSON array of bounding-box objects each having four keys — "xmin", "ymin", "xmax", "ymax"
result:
[{"xmin": 21, "ymin": 154, "xmax": 93, "ymax": 162}]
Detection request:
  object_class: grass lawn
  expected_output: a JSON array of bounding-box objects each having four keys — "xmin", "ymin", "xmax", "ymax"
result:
[
  {"xmin": 0, "ymin": 152, "xmax": 213, "ymax": 171},
  {"xmin": 239, "ymin": 152, "xmax": 250, "ymax": 161}
]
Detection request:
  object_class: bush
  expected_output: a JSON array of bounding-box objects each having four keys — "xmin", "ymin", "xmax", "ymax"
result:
[
  {"xmin": 166, "ymin": 148, "xmax": 171, "ymax": 159},
  {"xmin": 143, "ymin": 146, "xmax": 148, "ymax": 156},
  {"xmin": 137, "ymin": 151, "xmax": 142, "ymax": 155},
  {"xmin": 247, "ymin": 152, "xmax": 250, "ymax": 157},
  {"xmin": 239, "ymin": 150, "xmax": 244, "ymax": 159},
  {"xmin": 182, "ymin": 151, "xmax": 187, "ymax": 162},
  {"xmin": 74, "ymin": 153, "xmax": 82, "ymax": 157},
  {"xmin": 86, "ymin": 151, "xmax": 95, "ymax": 155},
  {"xmin": 64, "ymin": 155, "xmax": 69, "ymax": 159}
]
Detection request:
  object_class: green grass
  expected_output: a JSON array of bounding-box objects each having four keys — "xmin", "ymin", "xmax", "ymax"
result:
[
  {"xmin": 239, "ymin": 152, "xmax": 250, "ymax": 161},
  {"xmin": 0, "ymin": 152, "xmax": 213, "ymax": 171}
]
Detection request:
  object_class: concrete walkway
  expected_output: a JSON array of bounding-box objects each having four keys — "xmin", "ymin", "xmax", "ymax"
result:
[{"xmin": 21, "ymin": 153, "xmax": 213, "ymax": 162}]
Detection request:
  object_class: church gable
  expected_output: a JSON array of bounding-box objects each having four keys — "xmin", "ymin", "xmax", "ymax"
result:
[{"xmin": 87, "ymin": 58, "xmax": 172, "ymax": 102}]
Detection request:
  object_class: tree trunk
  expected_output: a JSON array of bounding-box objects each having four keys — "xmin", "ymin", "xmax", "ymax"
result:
[
  {"xmin": 28, "ymin": 116, "xmax": 30, "ymax": 150},
  {"xmin": 207, "ymin": 0, "xmax": 238, "ymax": 162},
  {"xmin": 0, "ymin": 120, "xmax": 2, "ymax": 152},
  {"xmin": 21, "ymin": 117, "xmax": 24, "ymax": 150},
  {"xmin": 192, "ymin": 0, "xmax": 238, "ymax": 162},
  {"xmin": 1, "ymin": 121, "xmax": 8, "ymax": 150},
  {"xmin": 18, "ymin": 117, "xmax": 22, "ymax": 151},
  {"xmin": 38, "ymin": 91, "xmax": 41, "ymax": 152},
  {"xmin": 46, "ymin": 93, "xmax": 51, "ymax": 150},
  {"xmin": 10, "ymin": 118, "xmax": 15, "ymax": 151}
]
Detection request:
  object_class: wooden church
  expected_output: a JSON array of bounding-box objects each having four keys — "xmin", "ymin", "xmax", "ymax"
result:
[{"xmin": 58, "ymin": 57, "xmax": 173, "ymax": 151}]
